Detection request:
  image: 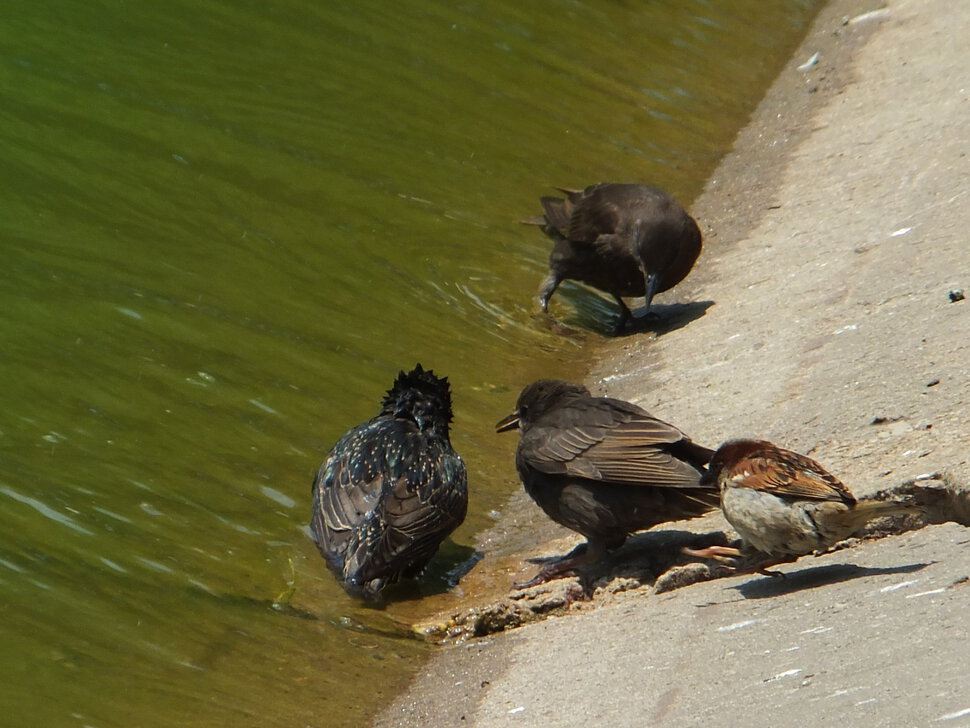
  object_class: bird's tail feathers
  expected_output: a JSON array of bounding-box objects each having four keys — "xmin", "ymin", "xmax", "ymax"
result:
[
  {"xmin": 682, "ymin": 488, "xmax": 722, "ymax": 511},
  {"xmin": 837, "ymin": 498, "xmax": 924, "ymax": 530},
  {"xmin": 540, "ymin": 196, "xmax": 572, "ymax": 232}
]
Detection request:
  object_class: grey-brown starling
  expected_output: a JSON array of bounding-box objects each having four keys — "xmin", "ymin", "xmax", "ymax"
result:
[{"xmin": 526, "ymin": 183, "xmax": 702, "ymax": 331}]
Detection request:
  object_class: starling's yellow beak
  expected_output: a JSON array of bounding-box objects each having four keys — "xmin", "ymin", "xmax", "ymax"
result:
[{"xmin": 495, "ymin": 411, "xmax": 520, "ymax": 433}]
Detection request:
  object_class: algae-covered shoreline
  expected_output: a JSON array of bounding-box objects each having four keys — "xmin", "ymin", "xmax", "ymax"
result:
[{"xmin": 375, "ymin": 0, "xmax": 970, "ymax": 724}]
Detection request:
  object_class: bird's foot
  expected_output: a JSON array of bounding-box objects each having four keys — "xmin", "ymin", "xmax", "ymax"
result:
[
  {"xmin": 513, "ymin": 561, "xmax": 579, "ymax": 590},
  {"xmin": 681, "ymin": 544, "xmax": 743, "ymax": 566},
  {"xmin": 682, "ymin": 545, "xmax": 797, "ymax": 577},
  {"xmin": 610, "ymin": 298, "xmax": 634, "ymax": 334},
  {"xmin": 525, "ymin": 542, "xmax": 587, "ymax": 566},
  {"xmin": 615, "ymin": 308, "xmax": 662, "ymax": 334},
  {"xmin": 752, "ymin": 555, "xmax": 799, "ymax": 577},
  {"xmin": 757, "ymin": 567, "xmax": 787, "ymax": 578},
  {"xmin": 514, "ymin": 543, "xmax": 603, "ymax": 589},
  {"xmin": 680, "ymin": 546, "xmax": 798, "ymax": 579}
]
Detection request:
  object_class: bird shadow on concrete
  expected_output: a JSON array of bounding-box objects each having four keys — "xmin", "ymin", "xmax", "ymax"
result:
[
  {"xmin": 526, "ymin": 528, "xmax": 735, "ymax": 595},
  {"xmin": 729, "ymin": 561, "xmax": 933, "ymax": 600},
  {"xmin": 638, "ymin": 300, "xmax": 716, "ymax": 337}
]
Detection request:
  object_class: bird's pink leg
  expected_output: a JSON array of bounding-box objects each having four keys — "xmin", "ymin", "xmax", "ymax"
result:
[{"xmin": 681, "ymin": 544, "xmax": 743, "ymax": 564}]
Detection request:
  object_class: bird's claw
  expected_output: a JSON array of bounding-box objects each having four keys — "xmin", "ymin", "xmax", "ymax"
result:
[
  {"xmin": 757, "ymin": 567, "xmax": 787, "ymax": 578},
  {"xmin": 681, "ymin": 544, "xmax": 743, "ymax": 566},
  {"xmin": 512, "ymin": 563, "xmax": 578, "ymax": 590},
  {"xmin": 512, "ymin": 575, "xmax": 550, "ymax": 590}
]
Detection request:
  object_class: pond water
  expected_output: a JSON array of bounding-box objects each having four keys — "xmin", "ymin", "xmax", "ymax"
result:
[{"xmin": 1, "ymin": 1, "xmax": 820, "ymax": 725}]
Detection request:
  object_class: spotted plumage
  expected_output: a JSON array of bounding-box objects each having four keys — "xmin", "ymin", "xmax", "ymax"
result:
[{"xmin": 310, "ymin": 364, "xmax": 467, "ymax": 600}]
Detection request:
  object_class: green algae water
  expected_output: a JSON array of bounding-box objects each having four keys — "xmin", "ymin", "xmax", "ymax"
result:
[{"xmin": 1, "ymin": 1, "xmax": 821, "ymax": 725}]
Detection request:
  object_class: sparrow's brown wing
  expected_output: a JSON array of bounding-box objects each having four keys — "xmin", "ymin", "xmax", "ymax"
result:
[{"xmin": 727, "ymin": 446, "xmax": 855, "ymax": 504}]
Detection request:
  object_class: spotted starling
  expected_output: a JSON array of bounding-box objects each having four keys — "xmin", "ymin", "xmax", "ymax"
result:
[
  {"xmin": 496, "ymin": 379, "xmax": 717, "ymax": 587},
  {"xmin": 310, "ymin": 364, "xmax": 468, "ymax": 600},
  {"xmin": 524, "ymin": 183, "xmax": 702, "ymax": 332}
]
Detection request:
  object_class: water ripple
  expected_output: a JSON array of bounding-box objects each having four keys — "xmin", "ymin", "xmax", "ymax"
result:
[{"xmin": 0, "ymin": 484, "xmax": 94, "ymax": 536}]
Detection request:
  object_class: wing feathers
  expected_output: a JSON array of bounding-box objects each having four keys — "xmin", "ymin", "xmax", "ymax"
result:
[
  {"xmin": 310, "ymin": 417, "xmax": 467, "ymax": 594},
  {"xmin": 726, "ymin": 450, "xmax": 854, "ymax": 504},
  {"xmin": 519, "ymin": 401, "xmax": 704, "ymax": 488}
]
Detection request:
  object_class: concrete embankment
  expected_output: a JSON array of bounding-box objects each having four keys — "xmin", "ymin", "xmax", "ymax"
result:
[{"xmin": 375, "ymin": 0, "xmax": 970, "ymax": 724}]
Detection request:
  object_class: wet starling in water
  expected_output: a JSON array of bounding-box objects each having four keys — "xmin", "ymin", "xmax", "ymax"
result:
[
  {"xmin": 524, "ymin": 183, "xmax": 702, "ymax": 332},
  {"xmin": 684, "ymin": 439, "xmax": 924, "ymax": 573},
  {"xmin": 310, "ymin": 364, "xmax": 468, "ymax": 600},
  {"xmin": 496, "ymin": 379, "xmax": 717, "ymax": 587}
]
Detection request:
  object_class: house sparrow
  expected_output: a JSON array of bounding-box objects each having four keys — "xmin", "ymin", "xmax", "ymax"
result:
[
  {"xmin": 496, "ymin": 379, "xmax": 717, "ymax": 587},
  {"xmin": 683, "ymin": 439, "xmax": 921, "ymax": 573},
  {"xmin": 522, "ymin": 183, "xmax": 702, "ymax": 332},
  {"xmin": 310, "ymin": 365, "xmax": 467, "ymax": 600}
]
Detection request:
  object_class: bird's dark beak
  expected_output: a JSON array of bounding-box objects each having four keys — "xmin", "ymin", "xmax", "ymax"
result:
[
  {"xmin": 699, "ymin": 468, "xmax": 715, "ymax": 487},
  {"xmin": 495, "ymin": 412, "xmax": 520, "ymax": 433}
]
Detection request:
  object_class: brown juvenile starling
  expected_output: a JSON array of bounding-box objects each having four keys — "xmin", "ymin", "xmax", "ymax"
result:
[
  {"xmin": 683, "ymin": 439, "xmax": 923, "ymax": 573},
  {"xmin": 496, "ymin": 379, "xmax": 717, "ymax": 587},
  {"xmin": 525, "ymin": 183, "xmax": 702, "ymax": 331},
  {"xmin": 310, "ymin": 364, "xmax": 468, "ymax": 600}
]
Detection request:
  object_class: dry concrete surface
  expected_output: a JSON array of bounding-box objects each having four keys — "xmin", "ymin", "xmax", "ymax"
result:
[{"xmin": 374, "ymin": 0, "xmax": 970, "ymax": 725}]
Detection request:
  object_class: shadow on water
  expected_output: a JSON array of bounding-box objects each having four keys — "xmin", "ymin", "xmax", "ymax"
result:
[
  {"xmin": 531, "ymin": 312, "xmax": 597, "ymax": 343},
  {"xmin": 351, "ymin": 542, "xmax": 484, "ymax": 607},
  {"xmin": 543, "ymin": 282, "xmax": 715, "ymax": 338}
]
